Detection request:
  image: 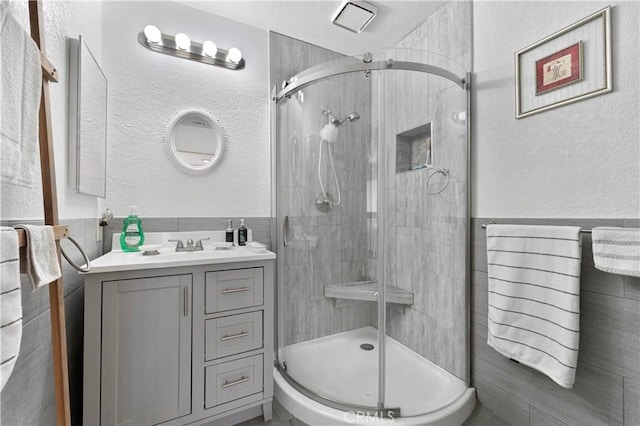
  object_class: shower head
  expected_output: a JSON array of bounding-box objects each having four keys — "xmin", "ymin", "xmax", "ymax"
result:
[{"xmin": 332, "ymin": 112, "xmax": 360, "ymax": 126}]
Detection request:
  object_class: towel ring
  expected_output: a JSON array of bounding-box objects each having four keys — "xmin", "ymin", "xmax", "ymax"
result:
[
  {"xmin": 60, "ymin": 236, "xmax": 91, "ymax": 273},
  {"xmin": 426, "ymin": 168, "xmax": 450, "ymax": 195}
]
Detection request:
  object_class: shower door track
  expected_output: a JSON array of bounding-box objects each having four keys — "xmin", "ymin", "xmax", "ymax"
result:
[
  {"xmin": 277, "ymin": 367, "xmax": 400, "ymax": 419},
  {"xmin": 274, "ymin": 60, "xmax": 467, "ymax": 102}
]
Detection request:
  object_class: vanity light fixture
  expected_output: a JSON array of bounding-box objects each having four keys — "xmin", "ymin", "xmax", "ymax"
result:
[
  {"xmin": 174, "ymin": 33, "xmax": 191, "ymax": 50},
  {"xmin": 227, "ymin": 47, "xmax": 242, "ymax": 64},
  {"xmin": 143, "ymin": 25, "xmax": 161, "ymax": 43},
  {"xmin": 202, "ymin": 41, "xmax": 217, "ymax": 57},
  {"xmin": 138, "ymin": 25, "xmax": 245, "ymax": 70}
]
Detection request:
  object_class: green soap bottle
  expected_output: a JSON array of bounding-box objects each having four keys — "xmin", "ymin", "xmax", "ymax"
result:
[{"xmin": 120, "ymin": 205, "xmax": 145, "ymax": 252}]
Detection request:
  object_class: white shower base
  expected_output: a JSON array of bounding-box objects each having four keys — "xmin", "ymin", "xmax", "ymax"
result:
[{"xmin": 275, "ymin": 326, "xmax": 475, "ymax": 425}]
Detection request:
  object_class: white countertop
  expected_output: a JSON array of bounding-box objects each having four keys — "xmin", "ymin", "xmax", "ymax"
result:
[{"xmin": 85, "ymin": 246, "xmax": 276, "ymax": 274}]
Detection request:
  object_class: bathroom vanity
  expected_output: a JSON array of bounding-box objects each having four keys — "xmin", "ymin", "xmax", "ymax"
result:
[{"xmin": 83, "ymin": 234, "xmax": 275, "ymax": 426}]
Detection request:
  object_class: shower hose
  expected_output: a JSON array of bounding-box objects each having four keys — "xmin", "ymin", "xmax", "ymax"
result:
[{"xmin": 318, "ymin": 136, "xmax": 341, "ymax": 209}]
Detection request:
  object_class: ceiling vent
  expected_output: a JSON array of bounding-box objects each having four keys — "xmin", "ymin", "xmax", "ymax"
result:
[{"xmin": 331, "ymin": 0, "xmax": 377, "ymax": 34}]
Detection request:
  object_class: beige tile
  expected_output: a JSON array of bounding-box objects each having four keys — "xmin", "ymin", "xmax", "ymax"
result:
[
  {"xmin": 580, "ymin": 292, "xmax": 640, "ymax": 380},
  {"xmin": 472, "ymin": 375, "xmax": 529, "ymax": 426},
  {"xmin": 472, "ymin": 270, "xmax": 488, "ymax": 326},
  {"xmin": 624, "ymin": 377, "xmax": 640, "ymax": 426},
  {"xmin": 530, "ymin": 405, "xmax": 568, "ymax": 426},
  {"xmin": 472, "ymin": 322, "xmax": 624, "ymax": 425}
]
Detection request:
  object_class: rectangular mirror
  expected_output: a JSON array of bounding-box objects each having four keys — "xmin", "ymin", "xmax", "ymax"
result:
[{"xmin": 68, "ymin": 35, "xmax": 107, "ymax": 198}]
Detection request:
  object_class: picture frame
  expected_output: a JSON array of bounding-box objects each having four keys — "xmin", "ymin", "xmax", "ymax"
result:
[{"xmin": 515, "ymin": 6, "xmax": 611, "ymax": 119}]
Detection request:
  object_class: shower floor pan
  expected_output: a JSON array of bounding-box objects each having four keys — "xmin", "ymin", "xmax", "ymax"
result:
[{"xmin": 276, "ymin": 326, "xmax": 475, "ymax": 425}]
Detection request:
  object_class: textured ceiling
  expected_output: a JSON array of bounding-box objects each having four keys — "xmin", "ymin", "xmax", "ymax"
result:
[{"xmin": 177, "ymin": 1, "xmax": 446, "ymax": 56}]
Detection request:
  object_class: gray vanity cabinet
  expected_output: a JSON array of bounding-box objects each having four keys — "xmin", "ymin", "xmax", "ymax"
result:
[
  {"xmin": 100, "ymin": 275, "xmax": 192, "ymax": 425},
  {"xmin": 84, "ymin": 258, "xmax": 275, "ymax": 426}
]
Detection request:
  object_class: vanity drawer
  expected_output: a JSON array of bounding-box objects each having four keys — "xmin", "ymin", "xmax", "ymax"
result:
[
  {"xmin": 205, "ymin": 355, "xmax": 263, "ymax": 408},
  {"xmin": 205, "ymin": 268, "xmax": 263, "ymax": 313},
  {"xmin": 205, "ymin": 311, "xmax": 263, "ymax": 360}
]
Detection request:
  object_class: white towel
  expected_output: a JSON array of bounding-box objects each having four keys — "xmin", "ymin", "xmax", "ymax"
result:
[
  {"xmin": 0, "ymin": 7, "xmax": 42, "ymax": 188},
  {"xmin": 592, "ymin": 227, "xmax": 640, "ymax": 277},
  {"xmin": 14, "ymin": 225, "xmax": 61, "ymax": 289},
  {"xmin": 1, "ymin": 227, "xmax": 22, "ymax": 391},
  {"xmin": 486, "ymin": 224, "xmax": 582, "ymax": 389}
]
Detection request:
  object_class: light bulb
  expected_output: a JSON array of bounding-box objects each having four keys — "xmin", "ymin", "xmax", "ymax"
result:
[
  {"xmin": 175, "ymin": 33, "xmax": 190, "ymax": 50},
  {"xmin": 202, "ymin": 41, "xmax": 217, "ymax": 57},
  {"xmin": 227, "ymin": 47, "xmax": 242, "ymax": 63},
  {"xmin": 143, "ymin": 25, "xmax": 161, "ymax": 43}
]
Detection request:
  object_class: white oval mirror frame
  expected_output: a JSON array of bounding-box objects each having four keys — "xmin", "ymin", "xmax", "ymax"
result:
[{"xmin": 163, "ymin": 107, "xmax": 228, "ymax": 175}]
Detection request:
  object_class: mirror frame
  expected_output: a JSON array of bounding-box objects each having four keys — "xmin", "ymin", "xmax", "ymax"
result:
[
  {"xmin": 68, "ymin": 35, "xmax": 108, "ymax": 198},
  {"xmin": 163, "ymin": 107, "xmax": 228, "ymax": 175}
]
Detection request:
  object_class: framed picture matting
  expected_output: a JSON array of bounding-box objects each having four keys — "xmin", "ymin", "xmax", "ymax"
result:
[{"xmin": 515, "ymin": 6, "xmax": 612, "ymax": 119}]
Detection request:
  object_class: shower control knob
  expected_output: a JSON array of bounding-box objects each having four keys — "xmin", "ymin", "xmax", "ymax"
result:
[{"xmin": 363, "ymin": 52, "xmax": 373, "ymax": 63}]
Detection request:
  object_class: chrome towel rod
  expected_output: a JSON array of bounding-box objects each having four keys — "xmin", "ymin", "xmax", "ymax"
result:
[{"xmin": 481, "ymin": 222, "xmax": 592, "ymax": 234}]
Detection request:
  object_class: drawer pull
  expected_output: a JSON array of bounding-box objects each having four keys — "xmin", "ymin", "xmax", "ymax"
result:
[
  {"xmin": 221, "ymin": 331, "xmax": 249, "ymax": 341},
  {"xmin": 221, "ymin": 376, "xmax": 249, "ymax": 389},
  {"xmin": 221, "ymin": 287, "xmax": 251, "ymax": 294}
]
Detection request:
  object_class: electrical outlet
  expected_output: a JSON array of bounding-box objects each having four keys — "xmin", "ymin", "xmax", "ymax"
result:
[{"xmin": 96, "ymin": 219, "xmax": 103, "ymax": 242}]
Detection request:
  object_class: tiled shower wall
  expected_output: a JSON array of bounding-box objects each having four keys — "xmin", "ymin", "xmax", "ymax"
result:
[
  {"xmin": 468, "ymin": 218, "xmax": 639, "ymax": 426},
  {"xmin": 270, "ymin": 32, "xmax": 373, "ymax": 346},
  {"xmin": 0, "ymin": 219, "xmax": 102, "ymax": 425},
  {"xmin": 368, "ymin": 1, "xmax": 472, "ymax": 381}
]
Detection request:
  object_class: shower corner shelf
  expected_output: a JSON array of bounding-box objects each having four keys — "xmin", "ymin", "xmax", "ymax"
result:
[{"xmin": 324, "ymin": 281, "xmax": 414, "ymax": 306}]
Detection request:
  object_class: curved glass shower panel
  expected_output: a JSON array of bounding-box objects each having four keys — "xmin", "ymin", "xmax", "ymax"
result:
[
  {"xmin": 276, "ymin": 68, "xmax": 379, "ymax": 409},
  {"xmin": 378, "ymin": 54, "xmax": 470, "ymax": 416},
  {"xmin": 275, "ymin": 47, "xmax": 471, "ymax": 419}
]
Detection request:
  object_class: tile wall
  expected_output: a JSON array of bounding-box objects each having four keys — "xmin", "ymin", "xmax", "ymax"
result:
[
  {"xmin": 0, "ymin": 219, "xmax": 103, "ymax": 425},
  {"xmin": 270, "ymin": 32, "xmax": 374, "ymax": 346},
  {"xmin": 469, "ymin": 218, "xmax": 639, "ymax": 426},
  {"xmin": 367, "ymin": 1, "xmax": 472, "ymax": 381}
]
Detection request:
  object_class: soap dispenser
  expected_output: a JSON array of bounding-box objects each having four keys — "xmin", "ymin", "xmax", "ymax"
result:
[
  {"xmin": 238, "ymin": 219, "xmax": 247, "ymax": 246},
  {"xmin": 225, "ymin": 220, "xmax": 234, "ymax": 244},
  {"xmin": 120, "ymin": 206, "xmax": 145, "ymax": 252}
]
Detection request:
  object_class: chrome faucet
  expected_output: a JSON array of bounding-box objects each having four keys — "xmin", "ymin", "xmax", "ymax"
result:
[{"xmin": 169, "ymin": 238, "xmax": 210, "ymax": 252}]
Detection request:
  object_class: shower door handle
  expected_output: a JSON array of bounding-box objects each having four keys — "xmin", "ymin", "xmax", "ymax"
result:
[{"xmin": 283, "ymin": 215, "xmax": 290, "ymax": 247}]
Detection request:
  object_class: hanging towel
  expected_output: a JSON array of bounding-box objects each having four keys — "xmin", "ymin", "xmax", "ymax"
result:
[
  {"xmin": 1, "ymin": 227, "xmax": 22, "ymax": 391},
  {"xmin": 486, "ymin": 224, "xmax": 582, "ymax": 389},
  {"xmin": 592, "ymin": 227, "xmax": 640, "ymax": 277},
  {"xmin": 14, "ymin": 225, "xmax": 61, "ymax": 289},
  {"xmin": 0, "ymin": 7, "xmax": 42, "ymax": 188}
]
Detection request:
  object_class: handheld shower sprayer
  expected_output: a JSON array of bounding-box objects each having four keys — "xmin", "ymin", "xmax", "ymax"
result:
[{"xmin": 316, "ymin": 107, "xmax": 361, "ymax": 212}]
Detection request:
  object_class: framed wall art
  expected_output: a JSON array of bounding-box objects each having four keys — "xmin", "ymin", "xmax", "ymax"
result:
[{"xmin": 515, "ymin": 6, "xmax": 611, "ymax": 119}]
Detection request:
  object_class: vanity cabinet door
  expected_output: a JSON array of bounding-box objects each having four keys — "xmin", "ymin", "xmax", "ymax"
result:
[{"xmin": 100, "ymin": 275, "xmax": 192, "ymax": 425}]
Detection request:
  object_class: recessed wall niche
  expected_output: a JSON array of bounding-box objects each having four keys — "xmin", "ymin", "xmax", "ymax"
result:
[{"xmin": 395, "ymin": 121, "xmax": 433, "ymax": 173}]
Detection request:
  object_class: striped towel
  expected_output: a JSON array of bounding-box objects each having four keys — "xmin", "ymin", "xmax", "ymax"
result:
[
  {"xmin": 592, "ymin": 227, "xmax": 640, "ymax": 277},
  {"xmin": 1, "ymin": 227, "xmax": 22, "ymax": 391},
  {"xmin": 486, "ymin": 224, "xmax": 582, "ymax": 389}
]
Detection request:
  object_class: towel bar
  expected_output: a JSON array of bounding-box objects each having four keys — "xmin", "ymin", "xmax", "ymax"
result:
[
  {"xmin": 15, "ymin": 225, "xmax": 69, "ymax": 247},
  {"xmin": 481, "ymin": 222, "xmax": 592, "ymax": 233}
]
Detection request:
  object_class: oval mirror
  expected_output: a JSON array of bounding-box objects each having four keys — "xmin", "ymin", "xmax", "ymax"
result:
[{"xmin": 163, "ymin": 108, "xmax": 227, "ymax": 175}]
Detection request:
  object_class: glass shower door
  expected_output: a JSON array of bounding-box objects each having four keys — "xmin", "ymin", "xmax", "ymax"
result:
[{"xmin": 275, "ymin": 70, "xmax": 383, "ymax": 411}]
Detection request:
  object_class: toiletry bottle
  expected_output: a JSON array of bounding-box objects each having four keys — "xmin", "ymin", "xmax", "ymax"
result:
[
  {"xmin": 225, "ymin": 220, "xmax": 234, "ymax": 243},
  {"xmin": 120, "ymin": 206, "xmax": 145, "ymax": 252},
  {"xmin": 238, "ymin": 219, "xmax": 247, "ymax": 246}
]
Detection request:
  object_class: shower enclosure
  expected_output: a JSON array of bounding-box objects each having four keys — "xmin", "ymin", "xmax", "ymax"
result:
[{"xmin": 272, "ymin": 48, "xmax": 473, "ymax": 424}]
